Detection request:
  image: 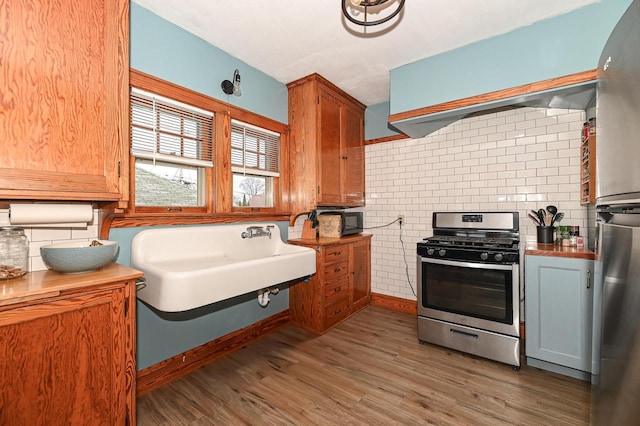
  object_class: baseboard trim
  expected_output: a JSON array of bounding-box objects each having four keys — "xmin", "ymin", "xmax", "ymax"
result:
[
  {"xmin": 370, "ymin": 293, "xmax": 417, "ymax": 315},
  {"xmin": 136, "ymin": 309, "xmax": 290, "ymax": 396}
]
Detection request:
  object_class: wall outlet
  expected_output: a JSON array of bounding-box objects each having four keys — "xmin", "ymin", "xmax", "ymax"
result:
[{"xmin": 398, "ymin": 215, "xmax": 404, "ymax": 227}]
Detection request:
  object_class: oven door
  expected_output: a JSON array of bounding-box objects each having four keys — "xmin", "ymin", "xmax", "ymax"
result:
[{"xmin": 417, "ymin": 256, "xmax": 520, "ymax": 337}]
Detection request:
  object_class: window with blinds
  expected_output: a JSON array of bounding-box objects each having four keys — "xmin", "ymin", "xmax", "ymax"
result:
[
  {"xmin": 231, "ymin": 120, "xmax": 280, "ymax": 208},
  {"xmin": 230, "ymin": 120, "xmax": 280, "ymax": 176},
  {"xmin": 131, "ymin": 88, "xmax": 214, "ymax": 166},
  {"xmin": 130, "ymin": 88, "xmax": 214, "ymax": 208}
]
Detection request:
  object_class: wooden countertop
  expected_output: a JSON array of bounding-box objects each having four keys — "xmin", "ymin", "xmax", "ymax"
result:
[
  {"xmin": 289, "ymin": 233, "xmax": 372, "ymax": 247},
  {"xmin": 0, "ymin": 262, "xmax": 143, "ymax": 307},
  {"xmin": 525, "ymin": 243, "xmax": 595, "ymax": 260}
]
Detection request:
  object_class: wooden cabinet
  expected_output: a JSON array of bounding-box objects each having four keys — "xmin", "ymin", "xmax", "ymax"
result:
[
  {"xmin": 289, "ymin": 234, "xmax": 371, "ymax": 334},
  {"xmin": 581, "ymin": 125, "xmax": 596, "ymax": 204},
  {"xmin": 0, "ymin": 0, "xmax": 130, "ymax": 204},
  {"xmin": 525, "ymin": 254, "xmax": 593, "ymax": 380},
  {"xmin": 0, "ymin": 264, "xmax": 141, "ymax": 425},
  {"xmin": 288, "ymin": 74, "xmax": 365, "ymax": 220}
]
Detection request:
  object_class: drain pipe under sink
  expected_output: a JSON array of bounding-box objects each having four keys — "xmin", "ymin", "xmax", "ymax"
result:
[{"xmin": 257, "ymin": 287, "xmax": 279, "ymax": 307}]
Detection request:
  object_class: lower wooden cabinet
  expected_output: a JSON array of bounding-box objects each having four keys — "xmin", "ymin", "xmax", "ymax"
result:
[
  {"xmin": 525, "ymin": 254, "xmax": 594, "ymax": 380},
  {"xmin": 289, "ymin": 234, "xmax": 372, "ymax": 334},
  {"xmin": 0, "ymin": 265, "xmax": 140, "ymax": 425}
]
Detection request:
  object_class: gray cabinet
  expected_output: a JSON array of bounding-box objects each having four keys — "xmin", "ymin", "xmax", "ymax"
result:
[{"xmin": 525, "ymin": 254, "xmax": 593, "ymax": 380}]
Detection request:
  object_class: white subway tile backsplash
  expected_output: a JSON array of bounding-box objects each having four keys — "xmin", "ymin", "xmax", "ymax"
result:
[{"xmin": 30, "ymin": 228, "xmax": 73, "ymax": 242}]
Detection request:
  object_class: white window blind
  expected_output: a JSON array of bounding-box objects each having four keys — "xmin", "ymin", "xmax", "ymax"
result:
[
  {"xmin": 231, "ymin": 120, "xmax": 280, "ymax": 177},
  {"xmin": 130, "ymin": 88, "xmax": 214, "ymax": 167}
]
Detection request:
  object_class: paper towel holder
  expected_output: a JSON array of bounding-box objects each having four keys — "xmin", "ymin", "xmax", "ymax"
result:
[{"xmin": 9, "ymin": 203, "xmax": 94, "ymax": 228}]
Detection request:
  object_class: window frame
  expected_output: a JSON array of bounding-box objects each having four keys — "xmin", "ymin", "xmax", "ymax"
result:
[
  {"xmin": 128, "ymin": 69, "xmax": 289, "ymax": 218},
  {"xmin": 230, "ymin": 119, "xmax": 281, "ymax": 211},
  {"xmin": 130, "ymin": 88, "xmax": 214, "ymax": 212}
]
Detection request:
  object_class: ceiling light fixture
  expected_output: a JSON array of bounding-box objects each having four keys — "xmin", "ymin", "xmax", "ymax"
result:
[
  {"xmin": 221, "ymin": 69, "xmax": 241, "ymax": 97},
  {"xmin": 341, "ymin": 0, "xmax": 405, "ymax": 27}
]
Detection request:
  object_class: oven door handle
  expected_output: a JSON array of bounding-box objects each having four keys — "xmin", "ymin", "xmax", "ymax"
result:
[{"xmin": 420, "ymin": 257, "xmax": 514, "ymax": 271}]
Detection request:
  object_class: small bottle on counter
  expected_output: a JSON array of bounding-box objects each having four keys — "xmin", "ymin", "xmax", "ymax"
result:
[
  {"xmin": 569, "ymin": 226, "xmax": 579, "ymax": 247},
  {"xmin": 0, "ymin": 226, "xmax": 29, "ymax": 279}
]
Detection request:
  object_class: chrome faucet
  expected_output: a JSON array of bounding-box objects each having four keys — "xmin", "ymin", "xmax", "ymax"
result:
[{"xmin": 241, "ymin": 225, "xmax": 274, "ymax": 239}]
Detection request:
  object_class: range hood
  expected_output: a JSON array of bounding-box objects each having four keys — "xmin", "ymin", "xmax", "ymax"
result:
[{"xmin": 389, "ymin": 78, "xmax": 597, "ymax": 139}]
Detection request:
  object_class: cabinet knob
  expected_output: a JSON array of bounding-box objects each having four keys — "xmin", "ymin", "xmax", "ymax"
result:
[{"xmin": 342, "ymin": 156, "xmax": 348, "ymax": 160}]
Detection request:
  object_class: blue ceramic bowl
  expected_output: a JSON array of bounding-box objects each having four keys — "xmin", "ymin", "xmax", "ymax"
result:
[{"xmin": 40, "ymin": 240, "xmax": 119, "ymax": 273}]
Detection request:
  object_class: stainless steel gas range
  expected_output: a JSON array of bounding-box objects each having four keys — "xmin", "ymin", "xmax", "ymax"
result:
[{"xmin": 417, "ymin": 211, "xmax": 521, "ymax": 369}]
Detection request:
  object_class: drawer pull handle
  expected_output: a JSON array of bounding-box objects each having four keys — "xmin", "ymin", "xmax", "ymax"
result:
[
  {"xmin": 333, "ymin": 251, "xmax": 341, "ymax": 256},
  {"xmin": 334, "ymin": 308, "xmax": 342, "ymax": 314},
  {"xmin": 334, "ymin": 288, "xmax": 341, "ymax": 293},
  {"xmin": 334, "ymin": 268, "xmax": 341, "ymax": 273},
  {"xmin": 450, "ymin": 328, "xmax": 478, "ymax": 339}
]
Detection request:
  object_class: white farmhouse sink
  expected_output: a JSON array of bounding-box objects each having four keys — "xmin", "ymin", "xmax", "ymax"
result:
[{"xmin": 131, "ymin": 224, "xmax": 316, "ymax": 312}]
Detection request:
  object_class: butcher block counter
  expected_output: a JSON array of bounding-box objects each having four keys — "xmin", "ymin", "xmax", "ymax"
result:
[
  {"xmin": 524, "ymin": 243, "xmax": 595, "ymax": 260},
  {"xmin": 0, "ymin": 262, "xmax": 143, "ymax": 307}
]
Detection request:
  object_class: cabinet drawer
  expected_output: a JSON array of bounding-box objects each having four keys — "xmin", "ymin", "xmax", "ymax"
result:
[
  {"xmin": 325, "ymin": 296, "xmax": 350, "ymax": 328},
  {"xmin": 323, "ymin": 260, "xmax": 349, "ymax": 282},
  {"xmin": 323, "ymin": 245, "xmax": 349, "ymax": 264},
  {"xmin": 324, "ymin": 278, "xmax": 348, "ymax": 306}
]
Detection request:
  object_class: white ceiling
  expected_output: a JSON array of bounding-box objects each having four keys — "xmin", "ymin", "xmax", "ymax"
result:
[{"xmin": 132, "ymin": 0, "xmax": 599, "ymax": 106}]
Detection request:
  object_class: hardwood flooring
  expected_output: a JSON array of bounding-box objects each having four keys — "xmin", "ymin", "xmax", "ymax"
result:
[{"xmin": 136, "ymin": 306, "xmax": 591, "ymax": 425}]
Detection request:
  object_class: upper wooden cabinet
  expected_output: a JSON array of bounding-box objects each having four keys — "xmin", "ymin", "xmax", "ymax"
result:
[
  {"xmin": 288, "ymin": 74, "xmax": 365, "ymax": 218},
  {"xmin": 0, "ymin": 0, "xmax": 130, "ymax": 204}
]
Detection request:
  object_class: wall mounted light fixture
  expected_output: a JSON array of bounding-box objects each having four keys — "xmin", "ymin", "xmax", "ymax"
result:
[
  {"xmin": 221, "ymin": 69, "xmax": 241, "ymax": 96},
  {"xmin": 342, "ymin": 0, "xmax": 405, "ymax": 27}
]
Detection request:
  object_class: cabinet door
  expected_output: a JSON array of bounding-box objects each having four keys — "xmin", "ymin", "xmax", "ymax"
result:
[
  {"xmin": 0, "ymin": 287, "xmax": 131, "ymax": 425},
  {"xmin": 525, "ymin": 256, "xmax": 593, "ymax": 372},
  {"xmin": 317, "ymin": 89, "xmax": 343, "ymax": 205},
  {"xmin": 0, "ymin": 0, "xmax": 129, "ymax": 202},
  {"xmin": 350, "ymin": 238, "xmax": 371, "ymax": 312},
  {"xmin": 342, "ymin": 103, "xmax": 365, "ymax": 206}
]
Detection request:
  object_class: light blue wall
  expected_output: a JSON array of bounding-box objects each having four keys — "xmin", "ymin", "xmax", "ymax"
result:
[
  {"xmin": 388, "ymin": 0, "xmax": 632, "ymax": 116},
  {"xmin": 129, "ymin": 5, "xmax": 292, "ymax": 370},
  {"xmin": 130, "ymin": 3, "xmax": 288, "ymax": 123},
  {"xmin": 111, "ymin": 223, "xmax": 290, "ymax": 370},
  {"xmin": 364, "ymin": 101, "xmax": 402, "ymax": 140}
]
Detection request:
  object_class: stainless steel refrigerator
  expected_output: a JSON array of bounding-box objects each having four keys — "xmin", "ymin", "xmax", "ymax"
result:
[{"xmin": 592, "ymin": 0, "xmax": 640, "ymax": 424}]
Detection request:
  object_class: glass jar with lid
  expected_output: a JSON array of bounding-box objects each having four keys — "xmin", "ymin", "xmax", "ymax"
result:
[{"xmin": 0, "ymin": 226, "xmax": 29, "ymax": 279}]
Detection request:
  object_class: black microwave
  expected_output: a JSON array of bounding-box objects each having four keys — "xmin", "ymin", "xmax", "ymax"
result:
[{"xmin": 319, "ymin": 211, "xmax": 363, "ymax": 236}]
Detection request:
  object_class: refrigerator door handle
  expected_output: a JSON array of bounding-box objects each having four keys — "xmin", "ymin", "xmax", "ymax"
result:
[{"xmin": 587, "ymin": 268, "xmax": 591, "ymax": 289}]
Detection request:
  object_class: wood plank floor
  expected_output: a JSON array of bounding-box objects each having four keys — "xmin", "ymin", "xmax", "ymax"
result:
[{"xmin": 137, "ymin": 306, "xmax": 591, "ymax": 425}]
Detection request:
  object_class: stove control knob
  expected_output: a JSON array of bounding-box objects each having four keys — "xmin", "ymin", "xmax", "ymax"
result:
[
  {"xmin": 427, "ymin": 248, "xmax": 435, "ymax": 256},
  {"xmin": 480, "ymin": 252, "xmax": 489, "ymax": 261},
  {"xmin": 494, "ymin": 253, "xmax": 503, "ymax": 262},
  {"xmin": 438, "ymin": 249, "xmax": 446, "ymax": 257}
]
